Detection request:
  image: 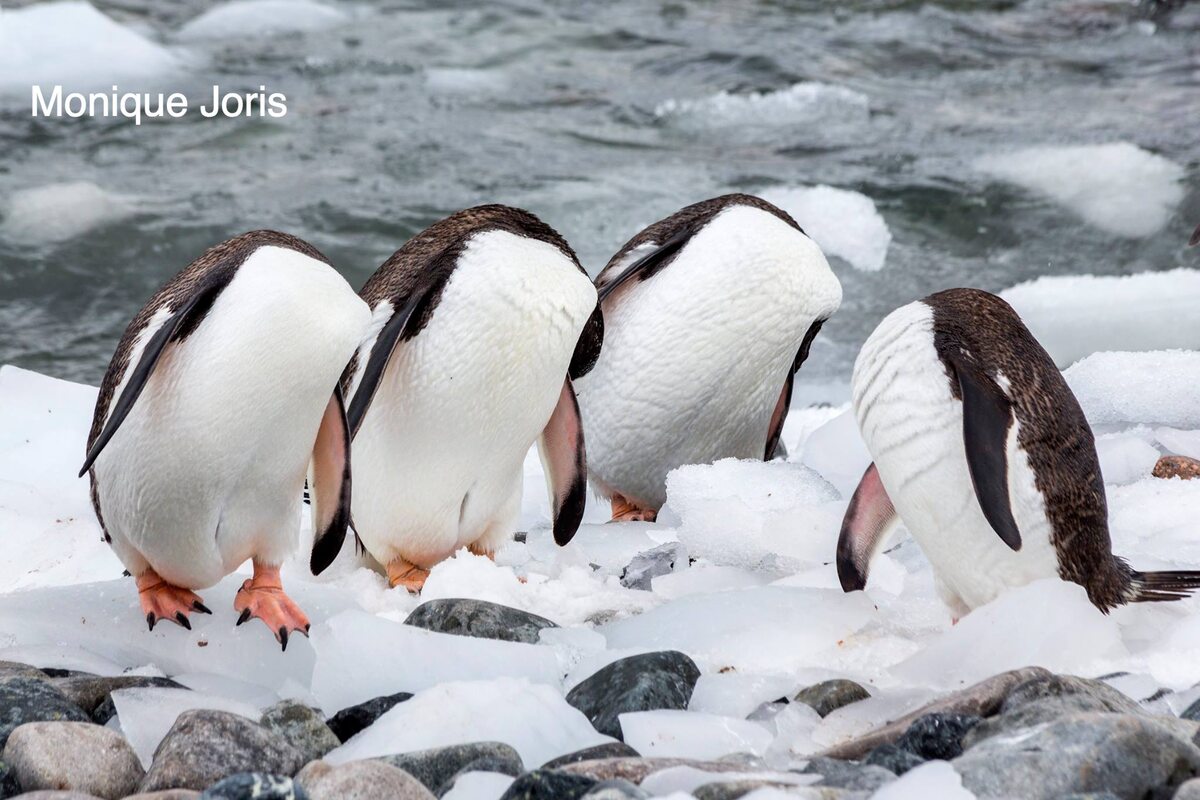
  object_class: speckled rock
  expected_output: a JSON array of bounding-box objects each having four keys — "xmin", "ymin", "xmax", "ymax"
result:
[
  {"xmin": 198, "ymin": 773, "xmax": 306, "ymax": 799},
  {"xmin": 1153, "ymin": 455, "xmax": 1200, "ymax": 479},
  {"xmin": 325, "ymin": 693, "xmax": 412, "ymax": 743},
  {"xmin": 259, "ymin": 702, "xmax": 339, "ymax": 765},
  {"xmin": 296, "ymin": 760, "xmax": 434, "ymax": 800},
  {"xmin": 560, "ymin": 758, "xmax": 742, "ymax": 785},
  {"xmin": 0, "ymin": 679, "xmax": 89, "ymax": 749},
  {"xmin": 863, "ymin": 744, "xmax": 924, "ymax": 776},
  {"xmin": 404, "ymin": 598, "xmax": 558, "ymax": 644},
  {"xmin": 124, "ymin": 792, "xmax": 202, "ymax": 800},
  {"xmin": 0, "ymin": 759, "xmax": 19, "ymax": 798},
  {"xmin": 52, "ymin": 676, "xmax": 185, "ymax": 720},
  {"xmin": 542, "ymin": 744, "xmax": 640, "ymax": 770},
  {"xmin": 579, "ymin": 779, "xmax": 647, "ymax": 799},
  {"xmin": 793, "ymin": 680, "xmax": 871, "ymax": 718},
  {"xmin": 964, "ymin": 674, "xmax": 1143, "ymax": 748},
  {"xmin": 498, "ymin": 770, "xmax": 597, "ymax": 800},
  {"xmin": 139, "ymin": 711, "xmax": 305, "ymax": 792},
  {"xmin": 800, "ymin": 757, "xmax": 895, "ymax": 792},
  {"xmin": 566, "ymin": 652, "xmax": 701, "ymax": 739},
  {"xmin": 378, "ymin": 742, "xmax": 523, "ymax": 792},
  {"xmin": 6, "ymin": 792, "xmax": 103, "ymax": 799},
  {"xmin": 894, "ymin": 713, "xmax": 981, "ymax": 760},
  {"xmin": 3, "ymin": 721, "xmax": 143, "ymax": 799},
  {"xmin": 0, "ymin": 663, "xmax": 48, "ymax": 682}
]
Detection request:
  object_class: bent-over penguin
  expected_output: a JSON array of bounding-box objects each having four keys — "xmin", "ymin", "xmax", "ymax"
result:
[
  {"xmin": 838, "ymin": 288, "xmax": 1200, "ymax": 617},
  {"xmin": 574, "ymin": 194, "xmax": 842, "ymax": 521},
  {"xmin": 342, "ymin": 205, "xmax": 601, "ymax": 592},
  {"xmin": 82, "ymin": 231, "xmax": 369, "ymax": 648}
]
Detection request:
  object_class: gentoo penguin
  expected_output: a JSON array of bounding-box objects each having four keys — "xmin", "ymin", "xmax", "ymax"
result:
[
  {"xmin": 838, "ymin": 288, "xmax": 1200, "ymax": 616},
  {"xmin": 574, "ymin": 194, "xmax": 842, "ymax": 521},
  {"xmin": 81, "ymin": 231, "xmax": 369, "ymax": 647},
  {"xmin": 342, "ymin": 205, "xmax": 601, "ymax": 592}
]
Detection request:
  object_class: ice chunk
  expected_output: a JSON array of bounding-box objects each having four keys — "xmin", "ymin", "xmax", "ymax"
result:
[
  {"xmin": 325, "ymin": 678, "xmax": 613, "ymax": 768},
  {"xmin": 620, "ymin": 710, "xmax": 772, "ymax": 759},
  {"xmin": 173, "ymin": 672, "xmax": 280, "ymax": 708},
  {"xmin": 1065, "ymin": 351, "xmax": 1200, "ymax": 428},
  {"xmin": 665, "ymin": 459, "xmax": 843, "ymax": 572},
  {"xmin": 425, "ymin": 68, "xmax": 508, "ymax": 96},
  {"xmin": 441, "ymin": 772, "xmax": 515, "ymax": 800},
  {"xmin": 0, "ymin": 644, "xmax": 125, "ymax": 677},
  {"xmin": 799, "ymin": 409, "xmax": 872, "ymax": 498},
  {"xmin": 1095, "ymin": 433, "xmax": 1161, "ymax": 486},
  {"xmin": 1108, "ymin": 477, "xmax": 1200, "ymax": 568},
  {"xmin": 0, "ymin": 2, "xmax": 181, "ymax": 93},
  {"xmin": 177, "ymin": 0, "xmax": 347, "ymax": 41},
  {"xmin": 688, "ymin": 672, "xmax": 797, "ymax": 719},
  {"xmin": 641, "ymin": 765, "xmax": 815, "ymax": 796},
  {"xmin": 1001, "ymin": 270, "xmax": 1200, "ymax": 367},
  {"xmin": 309, "ymin": 609, "xmax": 561, "ymax": 712},
  {"xmin": 1154, "ymin": 427, "xmax": 1200, "ymax": 459},
  {"xmin": 2, "ymin": 182, "xmax": 137, "ymax": 246},
  {"xmin": 655, "ymin": 83, "xmax": 868, "ymax": 131},
  {"xmin": 976, "ymin": 143, "xmax": 1184, "ymax": 237},
  {"xmin": 112, "ymin": 687, "xmax": 259, "ymax": 768},
  {"xmin": 759, "ymin": 186, "xmax": 891, "ymax": 272},
  {"xmin": 765, "ymin": 700, "xmax": 824, "ymax": 759},
  {"xmin": 871, "ymin": 760, "xmax": 975, "ymax": 799},
  {"xmin": 651, "ymin": 564, "xmax": 770, "ymax": 599}
]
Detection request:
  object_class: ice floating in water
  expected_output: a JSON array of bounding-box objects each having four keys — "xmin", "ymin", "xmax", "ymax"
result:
[
  {"xmin": 2, "ymin": 182, "xmax": 137, "ymax": 246},
  {"xmin": 0, "ymin": 2, "xmax": 181, "ymax": 94},
  {"xmin": 113, "ymin": 687, "xmax": 259, "ymax": 769},
  {"xmin": 325, "ymin": 678, "xmax": 613, "ymax": 768},
  {"xmin": 1001, "ymin": 270, "xmax": 1200, "ymax": 367},
  {"xmin": 176, "ymin": 0, "xmax": 348, "ymax": 41},
  {"xmin": 976, "ymin": 142, "xmax": 1184, "ymax": 237},
  {"xmin": 1065, "ymin": 350, "xmax": 1200, "ymax": 429},
  {"xmin": 655, "ymin": 82, "xmax": 868, "ymax": 130},
  {"xmin": 424, "ymin": 67, "xmax": 508, "ymax": 96},
  {"xmin": 760, "ymin": 186, "xmax": 892, "ymax": 272},
  {"xmin": 619, "ymin": 709, "xmax": 773, "ymax": 760}
]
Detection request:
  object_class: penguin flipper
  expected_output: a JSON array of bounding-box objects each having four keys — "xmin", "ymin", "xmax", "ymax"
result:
[
  {"xmin": 836, "ymin": 462, "xmax": 899, "ymax": 591},
  {"xmin": 569, "ymin": 303, "xmax": 604, "ymax": 380},
  {"xmin": 79, "ymin": 276, "xmax": 232, "ymax": 477},
  {"xmin": 309, "ymin": 385, "xmax": 352, "ymax": 575},
  {"xmin": 946, "ymin": 350, "xmax": 1023, "ymax": 551},
  {"xmin": 596, "ymin": 228, "xmax": 692, "ymax": 303},
  {"xmin": 537, "ymin": 377, "xmax": 587, "ymax": 546},
  {"xmin": 765, "ymin": 318, "xmax": 828, "ymax": 460}
]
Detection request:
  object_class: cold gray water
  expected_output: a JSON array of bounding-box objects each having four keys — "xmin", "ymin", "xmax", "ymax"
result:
[{"xmin": 1, "ymin": 0, "xmax": 1197, "ymax": 393}]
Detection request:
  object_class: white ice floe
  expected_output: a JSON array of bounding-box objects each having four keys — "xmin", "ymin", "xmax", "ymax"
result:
[
  {"xmin": 976, "ymin": 142, "xmax": 1184, "ymax": 237},
  {"xmin": 759, "ymin": 186, "xmax": 892, "ymax": 272},
  {"xmin": 1065, "ymin": 350, "xmax": 1200, "ymax": 429},
  {"xmin": 1001, "ymin": 269, "xmax": 1200, "ymax": 367},
  {"xmin": 620, "ymin": 709, "xmax": 773, "ymax": 760},
  {"xmin": 655, "ymin": 82, "xmax": 868, "ymax": 131},
  {"xmin": 176, "ymin": 0, "xmax": 348, "ymax": 42},
  {"xmin": 0, "ymin": 2, "xmax": 181, "ymax": 93},
  {"xmin": 112, "ymin": 686, "xmax": 259, "ymax": 768},
  {"xmin": 1, "ymin": 182, "xmax": 137, "ymax": 246}
]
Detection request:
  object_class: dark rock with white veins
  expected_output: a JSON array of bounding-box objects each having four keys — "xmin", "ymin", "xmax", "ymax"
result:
[
  {"xmin": 894, "ymin": 713, "xmax": 981, "ymax": 760},
  {"xmin": 566, "ymin": 652, "xmax": 701, "ymax": 739},
  {"xmin": 258, "ymin": 701, "xmax": 339, "ymax": 765},
  {"xmin": 498, "ymin": 770, "xmax": 598, "ymax": 800},
  {"xmin": 404, "ymin": 598, "xmax": 559, "ymax": 644},
  {"xmin": 793, "ymin": 680, "xmax": 871, "ymax": 718},
  {"xmin": 2, "ymin": 721, "xmax": 143, "ymax": 799},
  {"xmin": 198, "ymin": 773, "xmax": 307, "ymax": 799},
  {"xmin": 0, "ymin": 678, "xmax": 89, "ymax": 749},
  {"xmin": 325, "ymin": 692, "xmax": 413, "ymax": 743},
  {"xmin": 377, "ymin": 742, "xmax": 524, "ymax": 793}
]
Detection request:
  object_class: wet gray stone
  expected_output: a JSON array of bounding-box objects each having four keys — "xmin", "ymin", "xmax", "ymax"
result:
[
  {"xmin": 0, "ymin": 678, "xmax": 89, "ymax": 749},
  {"xmin": 377, "ymin": 742, "xmax": 523, "ymax": 793},
  {"xmin": 0, "ymin": 663, "xmax": 48, "ymax": 682},
  {"xmin": 325, "ymin": 692, "xmax": 412, "ymax": 743},
  {"xmin": 793, "ymin": 680, "xmax": 871, "ymax": 718},
  {"xmin": 566, "ymin": 651, "xmax": 701, "ymax": 740},
  {"xmin": 580, "ymin": 779, "xmax": 648, "ymax": 799},
  {"xmin": 863, "ymin": 744, "xmax": 923, "ymax": 776},
  {"xmin": 404, "ymin": 598, "xmax": 558, "ymax": 644},
  {"xmin": 139, "ymin": 711, "xmax": 306, "ymax": 792},
  {"xmin": 259, "ymin": 701, "xmax": 339, "ymax": 765},
  {"xmin": 296, "ymin": 760, "xmax": 435, "ymax": 800},
  {"xmin": 3, "ymin": 721, "xmax": 143, "ymax": 799},
  {"xmin": 52, "ymin": 676, "xmax": 185, "ymax": 720},
  {"xmin": 692, "ymin": 782, "xmax": 854, "ymax": 800},
  {"xmin": 125, "ymin": 792, "xmax": 202, "ymax": 800},
  {"xmin": 541, "ymin": 743, "xmax": 641, "ymax": 770},
  {"xmin": 0, "ymin": 759, "xmax": 19, "ymax": 799},
  {"xmin": 1174, "ymin": 778, "xmax": 1200, "ymax": 799},
  {"xmin": 198, "ymin": 773, "xmax": 306, "ymax": 799},
  {"xmin": 6, "ymin": 792, "xmax": 103, "ymax": 799},
  {"xmin": 499, "ymin": 770, "xmax": 597, "ymax": 800},
  {"xmin": 800, "ymin": 757, "xmax": 895, "ymax": 792},
  {"xmin": 894, "ymin": 713, "xmax": 980, "ymax": 760},
  {"xmin": 620, "ymin": 543, "xmax": 686, "ymax": 591}
]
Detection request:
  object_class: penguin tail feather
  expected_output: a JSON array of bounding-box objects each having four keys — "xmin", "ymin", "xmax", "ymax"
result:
[{"xmin": 1128, "ymin": 570, "xmax": 1200, "ymax": 603}]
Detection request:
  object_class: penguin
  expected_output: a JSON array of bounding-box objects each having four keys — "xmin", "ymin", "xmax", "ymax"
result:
[
  {"xmin": 342, "ymin": 205, "xmax": 601, "ymax": 592},
  {"xmin": 837, "ymin": 288, "xmax": 1200, "ymax": 616},
  {"xmin": 573, "ymin": 193, "xmax": 842, "ymax": 521},
  {"xmin": 81, "ymin": 231, "xmax": 369, "ymax": 648}
]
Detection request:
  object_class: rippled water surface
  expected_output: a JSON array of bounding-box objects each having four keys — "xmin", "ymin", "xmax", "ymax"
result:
[{"xmin": 1, "ymin": 0, "xmax": 1198, "ymax": 391}]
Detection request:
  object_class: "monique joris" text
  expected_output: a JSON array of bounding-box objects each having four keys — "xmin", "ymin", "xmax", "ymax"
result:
[{"xmin": 31, "ymin": 85, "xmax": 288, "ymax": 126}]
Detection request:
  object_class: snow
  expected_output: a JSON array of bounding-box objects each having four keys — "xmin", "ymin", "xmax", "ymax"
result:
[
  {"xmin": 1065, "ymin": 351, "xmax": 1200, "ymax": 428},
  {"xmin": 0, "ymin": 2, "xmax": 182, "ymax": 94},
  {"xmin": 976, "ymin": 142, "xmax": 1184, "ymax": 237},
  {"xmin": 1, "ymin": 182, "xmax": 138, "ymax": 247},
  {"xmin": 112, "ymin": 687, "xmax": 259, "ymax": 768},
  {"xmin": 441, "ymin": 772, "xmax": 516, "ymax": 800},
  {"xmin": 759, "ymin": 186, "xmax": 892, "ymax": 272},
  {"xmin": 176, "ymin": 0, "xmax": 348, "ymax": 42},
  {"xmin": 655, "ymin": 83, "xmax": 868, "ymax": 132},
  {"xmin": 1001, "ymin": 270, "xmax": 1200, "ymax": 367},
  {"xmin": 870, "ymin": 761, "xmax": 975, "ymax": 799},
  {"xmin": 620, "ymin": 710, "xmax": 774, "ymax": 760}
]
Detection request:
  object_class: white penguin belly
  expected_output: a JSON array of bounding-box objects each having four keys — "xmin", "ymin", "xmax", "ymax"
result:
[
  {"xmin": 852, "ymin": 301, "xmax": 1059, "ymax": 613},
  {"xmin": 95, "ymin": 247, "xmax": 369, "ymax": 588},
  {"xmin": 576, "ymin": 205, "xmax": 841, "ymax": 509},
  {"xmin": 350, "ymin": 231, "xmax": 596, "ymax": 567}
]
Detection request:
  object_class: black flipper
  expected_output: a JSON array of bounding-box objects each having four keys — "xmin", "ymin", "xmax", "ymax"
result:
[
  {"xmin": 309, "ymin": 385, "xmax": 352, "ymax": 575},
  {"xmin": 569, "ymin": 303, "xmax": 604, "ymax": 380},
  {"xmin": 944, "ymin": 348, "xmax": 1023, "ymax": 551},
  {"xmin": 764, "ymin": 318, "xmax": 826, "ymax": 461},
  {"xmin": 79, "ymin": 278, "xmax": 230, "ymax": 477},
  {"xmin": 596, "ymin": 228, "xmax": 693, "ymax": 303}
]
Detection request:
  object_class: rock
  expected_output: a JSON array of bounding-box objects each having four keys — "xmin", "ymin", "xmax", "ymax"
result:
[
  {"xmin": 799, "ymin": 757, "xmax": 895, "ymax": 791},
  {"xmin": 139, "ymin": 711, "xmax": 306, "ymax": 792},
  {"xmin": 377, "ymin": 742, "xmax": 523, "ymax": 793},
  {"xmin": 0, "ymin": 678, "xmax": 89, "ymax": 749},
  {"xmin": 52, "ymin": 676, "xmax": 185, "ymax": 720},
  {"xmin": 295, "ymin": 760, "xmax": 434, "ymax": 800},
  {"xmin": 259, "ymin": 702, "xmax": 339, "ymax": 765},
  {"xmin": 2, "ymin": 721, "xmax": 143, "ymax": 799},
  {"xmin": 816, "ymin": 666, "xmax": 1052, "ymax": 760},
  {"xmin": 620, "ymin": 543, "xmax": 686, "ymax": 591},
  {"xmin": 964, "ymin": 674, "xmax": 1143, "ymax": 748},
  {"xmin": 198, "ymin": 773, "xmax": 306, "ymax": 799},
  {"xmin": 793, "ymin": 680, "xmax": 871, "ymax": 718},
  {"xmin": 580, "ymin": 779, "xmax": 647, "ymax": 799},
  {"xmin": 894, "ymin": 713, "xmax": 981, "ymax": 760},
  {"xmin": 125, "ymin": 792, "xmax": 202, "ymax": 800},
  {"xmin": 0, "ymin": 760, "xmax": 19, "ymax": 798},
  {"xmin": 863, "ymin": 744, "xmax": 924, "ymax": 776},
  {"xmin": 541, "ymin": 744, "xmax": 641, "ymax": 770},
  {"xmin": 5, "ymin": 792, "xmax": 103, "ymax": 799},
  {"xmin": 0, "ymin": 663, "xmax": 49, "ymax": 682},
  {"xmin": 1182, "ymin": 697, "xmax": 1200, "ymax": 722},
  {"xmin": 953, "ymin": 712, "xmax": 1200, "ymax": 799},
  {"xmin": 1056, "ymin": 794, "xmax": 1123, "ymax": 800},
  {"xmin": 1175, "ymin": 778, "xmax": 1200, "ymax": 799},
  {"xmin": 403, "ymin": 598, "xmax": 558, "ymax": 644},
  {"xmin": 325, "ymin": 693, "xmax": 412, "ymax": 743},
  {"xmin": 559, "ymin": 758, "xmax": 742, "ymax": 784},
  {"xmin": 498, "ymin": 770, "xmax": 597, "ymax": 800},
  {"xmin": 1154, "ymin": 455, "xmax": 1200, "ymax": 479},
  {"xmin": 565, "ymin": 652, "xmax": 701, "ymax": 739}
]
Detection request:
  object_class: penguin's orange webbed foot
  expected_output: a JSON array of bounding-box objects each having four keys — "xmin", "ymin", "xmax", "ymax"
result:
[
  {"xmin": 233, "ymin": 563, "xmax": 309, "ymax": 651},
  {"xmin": 387, "ymin": 556, "xmax": 430, "ymax": 594},
  {"xmin": 610, "ymin": 494, "xmax": 657, "ymax": 523},
  {"xmin": 137, "ymin": 569, "xmax": 210, "ymax": 632}
]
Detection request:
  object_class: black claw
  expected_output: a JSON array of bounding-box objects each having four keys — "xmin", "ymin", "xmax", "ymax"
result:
[
  {"xmin": 236, "ymin": 608, "xmax": 252, "ymax": 626},
  {"xmin": 192, "ymin": 601, "xmax": 212, "ymax": 615},
  {"xmin": 279, "ymin": 627, "xmax": 289, "ymax": 652},
  {"xmin": 304, "ymin": 623, "xmax": 311, "ymax": 635},
  {"xmin": 146, "ymin": 612, "xmax": 156, "ymax": 632},
  {"xmin": 175, "ymin": 612, "xmax": 191, "ymax": 630}
]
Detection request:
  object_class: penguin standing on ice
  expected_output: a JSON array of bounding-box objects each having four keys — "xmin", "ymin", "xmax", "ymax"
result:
[
  {"xmin": 82, "ymin": 231, "xmax": 369, "ymax": 648},
  {"xmin": 343, "ymin": 205, "xmax": 601, "ymax": 592},
  {"xmin": 838, "ymin": 288, "xmax": 1200, "ymax": 616},
  {"xmin": 574, "ymin": 194, "xmax": 842, "ymax": 522}
]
